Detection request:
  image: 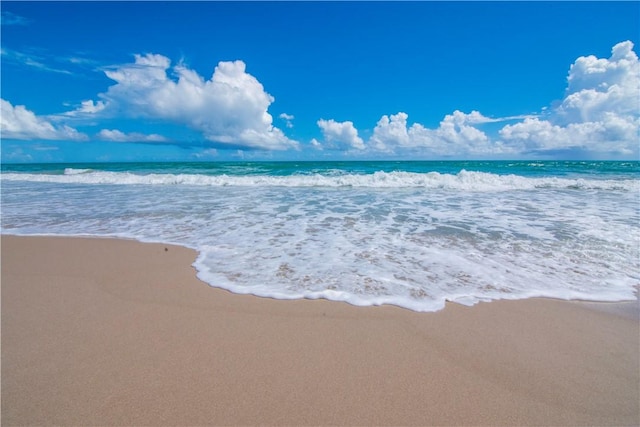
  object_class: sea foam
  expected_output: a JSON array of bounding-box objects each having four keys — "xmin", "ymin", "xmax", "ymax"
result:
[
  {"xmin": 2, "ymin": 169, "xmax": 638, "ymax": 192},
  {"xmin": 2, "ymin": 163, "xmax": 638, "ymax": 312}
]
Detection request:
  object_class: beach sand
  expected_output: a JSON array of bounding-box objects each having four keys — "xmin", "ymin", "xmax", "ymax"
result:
[{"xmin": 2, "ymin": 235, "xmax": 638, "ymax": 426}]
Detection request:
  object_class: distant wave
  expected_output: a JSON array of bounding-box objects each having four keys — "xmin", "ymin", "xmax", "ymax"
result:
[
  {"xmin": 2, "ymin": 169, "xmax": 638, "ymax": 192},
  {"xmin": 63, "ymin": 168, "xmax": 93, "ymax": 175}
]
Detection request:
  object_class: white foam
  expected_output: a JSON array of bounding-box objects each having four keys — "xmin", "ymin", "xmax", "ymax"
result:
[
  {"xmin": 2, "ymin": 170, "xmax": 638, "ymax": 192},
  {"xmin": 2, "ymin": 171, "xmax": 638, "ymax": 312},
  {"xmin": 63, "ymin": 168, "xmax": 93, "ymax": 175}
]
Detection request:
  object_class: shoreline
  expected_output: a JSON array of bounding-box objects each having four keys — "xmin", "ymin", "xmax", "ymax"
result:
[
  {"xmin": 3, "ymin": 232, "xmax": 638, "ymax": 313},
  {"xmin": 2, "ymin": 235, "xmax": 639, "ymax": 425}
]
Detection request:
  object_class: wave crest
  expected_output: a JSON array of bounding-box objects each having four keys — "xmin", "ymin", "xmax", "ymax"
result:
[{"xmin": 2, "ymin": 170, "xmax": 637, "ymax": 192}]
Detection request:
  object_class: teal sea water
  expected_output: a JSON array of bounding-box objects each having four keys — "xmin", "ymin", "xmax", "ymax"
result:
[
  {"xmin": 2, "ymin": 161, "xmax": 639, "ymax": 311},
  {"xmin": 3, "ymin": 159, "xmax": 638, "ymax": 178}
]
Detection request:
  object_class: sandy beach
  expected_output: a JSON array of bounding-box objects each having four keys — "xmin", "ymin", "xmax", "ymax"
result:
[{"xmin": 2, "ymin": 235, "xmax": 638, "ymax": 426}]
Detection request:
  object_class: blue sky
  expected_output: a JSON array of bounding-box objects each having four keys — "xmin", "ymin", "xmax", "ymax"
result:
[{"xmin": 1, "ymin": 1, "xmax": 638, "ymax": 163}]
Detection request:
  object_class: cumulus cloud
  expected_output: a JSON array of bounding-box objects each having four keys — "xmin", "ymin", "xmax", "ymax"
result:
[
  {"xmin": 76, "ymin": 100, "xmax": 106, "ymax": 114},
  {"xmin": 313, "ymin": 110, "xmax": 516, "ymax": 157},
  {"xmin": 279, "ymin": 113, "xmax": 295, "ymax": 128},
  {"xmin": 368, "ymin": 111, "xmax": 501, "ymax": 156},
  {"xmin": 566, "ymin": 42, "xmax": 637, "ymax": 95},
  {"xmin": 500, "ymin": 41, "xmax": 639, "ymax": 156},
  {"xmin": 560, "ymin": 40, "xmax": 638, "ymax": 125},
  {"xmin": 0, "ymin": 99, "xmax": 87, "ymax": 141},
  {"xmin": 4, "ymin": 41, "xmax": 636, "ymax": 159},
  {"xmin": 97, "ymin": 129, "xmax": 168, "ymax": 143},
  {"xmin": 310, "ymin": 138, "xmax": 323, "ymax": 150},
  {"xmin": 316, "ymin": 119, "xmax": 365, "ymax": 150},
  {"xmin": 60, "ymin": 100, "xmax": 107, "ymax": 119},
  {"xmin": 91, "ymin": 54, "xmax": 298, "ymax": 151},
  {"xmin": 345, "ymin": 40, "xmax": 639, "ymax": 158},
  {"xmin": 435, "ymin": 111, "xmax": 491, "ymax": 148},
  {"xmin": 369, "ymin": 113, "xmax": 411, "ymax": 149},
  {"xmin": 499, "ymin": 115, "xmax": 639, "ymax": 156}
]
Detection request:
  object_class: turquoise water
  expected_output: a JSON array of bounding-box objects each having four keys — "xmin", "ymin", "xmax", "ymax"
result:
[
  {"xmin": 3, "ymin": 160, "xmax": 639, "ymax": 178},
  {"xmin": 2, "ymin": 161, "xmax": 639, "ymax": 311}
]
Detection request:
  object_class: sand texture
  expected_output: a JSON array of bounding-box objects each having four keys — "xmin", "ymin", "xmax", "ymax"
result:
[{"xmin": 2, "ymin": 235, "xmax": 639, "ymax": 426}]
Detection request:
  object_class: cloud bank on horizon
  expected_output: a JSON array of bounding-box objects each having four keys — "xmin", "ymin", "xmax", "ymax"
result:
[{"xmin": 1, "ymin": 40, "xmax": 639, "ymax": 160}]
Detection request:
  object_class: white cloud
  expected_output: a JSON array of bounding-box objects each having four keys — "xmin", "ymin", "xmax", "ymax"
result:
[
  {"xmin": 368, "ymin": 111, "xmax": 500, "ymax": 156},
  {"xmin": 97, "ymin": 129, "xmax": 168, "ymax": 143},
  {"xmin": 0, "ymin": 99, "xmax": 87, "ymax": 141},
  {"xmin": 92, "ymin": 54, "xmax": 298, "ymax": 151},
  {"xmin": 500, "ymin": 41, "xmax": 639, "ymax": 156},
  {"xmin": 435, "ymin": 111, "xmax": 491, "ymax": 148},
  {"xmin": 316, "ymin": 119, "xmax": 365, "ymax": 150},
  {"xmin": 369, "ymin": 113, "xmax": 411, "ymax": 150},
  {"xmin": 4, "ymin": 41, "xmax": 637, "ymax": 159},
  {"xmin": 77, "ymin": 100, "xmax": 106, "ymax": 114},
  {"xmin": 279, "ymin": 113, "xmax": 295, "ymax": 128},
  {"xmin": 499, "ymin": 115, "xmax": 639, "ymax": 155},
  {"xmin": 60, "ymin": 99, "xmax": 107, "ymax": 118},
  {"xmin": 566, "ymin": 42, "xmax": 637, "ymax": 93},
  {"xmin": 366, "ymin": 41, "xmax": 639, "ymax": 158},
  {"xmin": 560, "ymin": 41, "xmax": 639, "ymax": 123},
  {"xmin": 312, "ymin": 111, "xmax": 507, "ymax": 157}
]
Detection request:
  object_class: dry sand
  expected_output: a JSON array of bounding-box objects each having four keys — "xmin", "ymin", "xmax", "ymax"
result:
[{"xmin": 2, "ymin": 235, "xmax": 638, "ymax": 426}]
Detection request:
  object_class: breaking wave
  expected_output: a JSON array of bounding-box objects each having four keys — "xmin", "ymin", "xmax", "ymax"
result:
[{"xmin": 2, "ymin": 169, "xmax": 637, "ymax": 192}]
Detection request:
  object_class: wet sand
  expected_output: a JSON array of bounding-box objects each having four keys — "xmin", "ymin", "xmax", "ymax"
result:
[{"xmin": 2, "ymin": 235, "xmax": 638, "ymax": 426}]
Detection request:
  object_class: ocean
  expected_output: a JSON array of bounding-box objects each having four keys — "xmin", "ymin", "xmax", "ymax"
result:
[{"xmin": 2, "ymin": 160, "xmax": 638, "ymax": 312}]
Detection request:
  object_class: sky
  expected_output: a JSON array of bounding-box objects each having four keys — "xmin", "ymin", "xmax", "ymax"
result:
[{"xmin": 1, "ymin": 1, "xmax": 639, "ymax": 163}]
